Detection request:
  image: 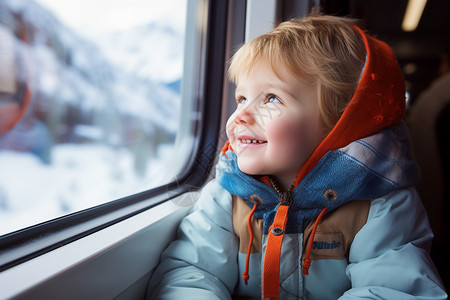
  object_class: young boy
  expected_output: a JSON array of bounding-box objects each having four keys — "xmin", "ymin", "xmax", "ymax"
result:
[{"xmin": 147, "ymin": 15, "xmax": 447, "ymax": 299}]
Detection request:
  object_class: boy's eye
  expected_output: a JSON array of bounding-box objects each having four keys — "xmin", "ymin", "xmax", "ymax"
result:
[
  {"xmin": 236, "ymin": 96, "xmax": 247, "ymax": 104},
  {"xmin": 267, "ymin": 95, "xmax": 281, "ymax": 103}
]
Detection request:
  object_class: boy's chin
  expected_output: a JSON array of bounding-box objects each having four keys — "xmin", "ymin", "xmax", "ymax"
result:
[{"xmin": 237, "ymin": 161, "xmax": 262, "ymax": 176}]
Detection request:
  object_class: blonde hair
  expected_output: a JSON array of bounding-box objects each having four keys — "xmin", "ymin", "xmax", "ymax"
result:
[{"xmin": 228, "ymin": 15, "xmax": 366, "ymax": 129}]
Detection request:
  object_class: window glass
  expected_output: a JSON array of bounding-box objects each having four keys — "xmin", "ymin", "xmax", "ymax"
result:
[{"xmin": 0, "ymin": 0, "xmax": 188, "ymax": 236}]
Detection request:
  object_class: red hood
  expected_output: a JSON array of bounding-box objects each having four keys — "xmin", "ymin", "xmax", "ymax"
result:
[{"xmin": 293, "ymin": 25, "xmax": 405, "ymax": 187}]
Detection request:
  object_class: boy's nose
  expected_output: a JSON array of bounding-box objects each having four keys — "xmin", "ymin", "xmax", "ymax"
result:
[{"xmin": 234, "ymin": 109, "xmax": 255, "ymax": 125}]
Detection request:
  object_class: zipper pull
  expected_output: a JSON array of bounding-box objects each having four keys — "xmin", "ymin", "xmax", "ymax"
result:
[{"xmin": 280, "ymin": 191, "xmax": 293, "ymax": 206}]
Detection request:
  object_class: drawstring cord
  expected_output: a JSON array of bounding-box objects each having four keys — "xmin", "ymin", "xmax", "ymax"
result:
[
  {"xmin": 242, "ymin": 200, "xmax": 258, "ymax": 285},
  {"xmin": 220, "ymin": 140, "xmax": 231, "ymax": 157},
  {"xmin": 302, "ymin": 207, "xmax": 328, "ymax": 275}
]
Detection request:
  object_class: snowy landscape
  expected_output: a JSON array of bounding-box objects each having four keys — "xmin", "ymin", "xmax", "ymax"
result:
[{"xmin": 0, "ymin": 0, "xmax": 186, "ymax": 235}]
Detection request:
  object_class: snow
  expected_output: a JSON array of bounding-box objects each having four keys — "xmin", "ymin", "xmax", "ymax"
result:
[
  {"xmin": 0, "ymin": 0, "xmax": 186, "ymax": 236},
  {"xmin": 0, "ymin": 143, "xmax": 175, "ymax": 235}
]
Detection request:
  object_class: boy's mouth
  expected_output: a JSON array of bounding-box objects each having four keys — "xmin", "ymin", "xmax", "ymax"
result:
[
  {"xmin": 237, "ymin": 136, "xmax": 267, "ymax": 144},
  {"xmin": 239, "ymin": 139, "xmax": 265, "ymax": 144}
]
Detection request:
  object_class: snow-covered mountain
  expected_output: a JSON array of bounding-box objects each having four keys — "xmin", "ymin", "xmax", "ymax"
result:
[
  {"xmin": 98, "ymin": 22, "xmax": 185, "ymax": 85},
  {"xmin": 0, "ymin": 0, "xmax": 182, "ymax": 141}
]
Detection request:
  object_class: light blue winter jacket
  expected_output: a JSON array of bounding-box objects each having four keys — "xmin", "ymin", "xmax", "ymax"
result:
[{"xmin": 147, "ymin": 124, "xmax": 447, "ymax": 299}]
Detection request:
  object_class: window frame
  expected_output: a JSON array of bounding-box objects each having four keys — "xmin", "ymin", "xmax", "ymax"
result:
[{"xmin": 0, "ymin": 0, "xmax": 230, "ymax": 272}]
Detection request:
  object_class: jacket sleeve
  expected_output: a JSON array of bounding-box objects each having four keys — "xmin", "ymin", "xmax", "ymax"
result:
[
  {"xmin": 339, "ymin": 187, "xmax": 447, "ymax": 299},
  {"xmin": 146, "ymin": 180, "xmax": 239, "ymax": 300}
]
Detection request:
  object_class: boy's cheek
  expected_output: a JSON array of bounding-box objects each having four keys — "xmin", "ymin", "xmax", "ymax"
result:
[{"xmin": 225, "ymin": 119, "xmax": 235, "ymax": 142}]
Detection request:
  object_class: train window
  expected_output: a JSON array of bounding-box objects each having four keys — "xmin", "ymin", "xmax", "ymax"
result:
[{"xmin": 0, "ymin": 0, "xmax": 189, "ymax": 236}]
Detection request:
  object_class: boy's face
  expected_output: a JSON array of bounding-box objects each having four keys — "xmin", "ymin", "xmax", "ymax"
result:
[{"xmin": 226, "ymin": 60, "xmax": 329, "ymax": 188}]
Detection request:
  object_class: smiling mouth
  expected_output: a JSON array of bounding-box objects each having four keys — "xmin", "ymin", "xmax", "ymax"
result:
[{"xmin": 238, "ymin": 138, "xmax": 266, "ymax": 144}]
